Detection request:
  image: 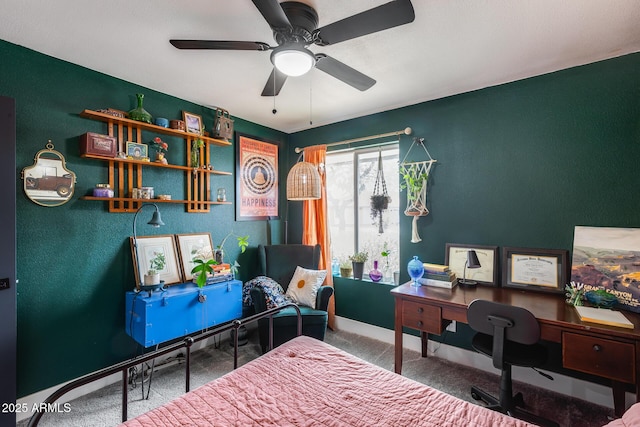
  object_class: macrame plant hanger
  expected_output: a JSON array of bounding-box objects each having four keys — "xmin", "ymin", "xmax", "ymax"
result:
[
  {"xmin": 400, "ymin": 137, "xmax": 436, "ymax": 243},
  {"xmin": 370, "ymin": 148, "xmax": 390, "ymax": 234}
]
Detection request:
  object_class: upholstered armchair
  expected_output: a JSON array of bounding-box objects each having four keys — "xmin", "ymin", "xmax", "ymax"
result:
[{"xmin": 249, "ymin": 244, "xmax": 333, "ymax": 353}]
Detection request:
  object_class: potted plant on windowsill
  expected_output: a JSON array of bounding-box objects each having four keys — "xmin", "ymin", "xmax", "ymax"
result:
[
  {"xmin": 349, "ymin": 251, "xmax": 369, "ymax": 280},
  {"xmin": 339, "ymin": 258, "xmax": 353, "ymax": 278}
]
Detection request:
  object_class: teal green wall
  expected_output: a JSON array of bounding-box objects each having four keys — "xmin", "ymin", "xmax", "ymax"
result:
[
  {"xmin": 334, "ymin": 278, "xmax": 395, "ymax": 328},
  {"xmin": 1, "ymin": 40, "xmax": 289, "ymax": 397},
  {"xmin": 5, "ymin": 36, "xmax": 640, "ymax": 397},
  {"xmin": 291, "ymin": 53, "xmax": 640, "ymax": 339}
]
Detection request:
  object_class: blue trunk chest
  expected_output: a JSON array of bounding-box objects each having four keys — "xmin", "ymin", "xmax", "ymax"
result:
[{"xmin": 125, "ymin": 280, "xmax": 242, "ymax": 347}]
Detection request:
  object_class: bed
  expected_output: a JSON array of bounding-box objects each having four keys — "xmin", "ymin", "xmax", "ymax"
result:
[{"xmin": 120, "ymin": 335, "xmax": 537, "ymax": 427}]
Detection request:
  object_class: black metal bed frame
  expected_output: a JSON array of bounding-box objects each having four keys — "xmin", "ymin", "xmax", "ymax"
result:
[{"xmin": 27, "ymin": 304, "xmax": 302, "ymax": 427}]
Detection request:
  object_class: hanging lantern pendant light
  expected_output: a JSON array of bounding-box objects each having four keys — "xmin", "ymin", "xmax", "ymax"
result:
[{"xmin": 287, "ymin": 153, "xmax": 321, "ymax": 200}]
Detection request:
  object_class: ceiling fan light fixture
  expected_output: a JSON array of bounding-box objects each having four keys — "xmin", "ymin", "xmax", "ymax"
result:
[{"xmin": 271, "ymin": 45, "xmax": 315, "ymax": 77}]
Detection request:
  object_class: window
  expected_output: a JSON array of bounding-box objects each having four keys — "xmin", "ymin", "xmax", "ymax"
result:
[{"xmin": 326, "ymin": 144, "xmax": 400, "ymax": 280}]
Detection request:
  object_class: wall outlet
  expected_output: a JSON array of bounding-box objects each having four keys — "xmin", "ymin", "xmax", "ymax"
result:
[{"xmin": 446, "ymin": 320, "xmax": 456, "ymax": 333}]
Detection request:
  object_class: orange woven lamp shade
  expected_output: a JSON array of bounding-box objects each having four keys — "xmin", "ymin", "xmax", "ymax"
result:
[{"xmin": 287, "ymin": 161, "xmax": 321, "ymax": 200}]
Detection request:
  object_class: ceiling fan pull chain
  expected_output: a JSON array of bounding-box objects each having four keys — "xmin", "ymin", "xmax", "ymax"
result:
[
  {"xmin": 272, "ymin": 72, "xmax": 277, "ymax": 115},
  {"xmin": 309, "ymin": 74, "xmax": 313, "ymax": 125}
]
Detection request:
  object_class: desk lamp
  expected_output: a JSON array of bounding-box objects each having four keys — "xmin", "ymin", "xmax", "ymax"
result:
[
  {"xmin": 459, "ymin": 250, "xmax": 481, "ymax": 288},
  {"xmin": 132, "ymin": 203, "xmax": 165, "ymax": 292}
]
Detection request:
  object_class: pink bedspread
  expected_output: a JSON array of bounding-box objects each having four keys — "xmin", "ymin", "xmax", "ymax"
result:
[
  {"xmin": 121, "ymin": 336, "xmax": 535, "ymax": 427},
  {"xmin": 603, "ymin": 403, "xmax": 640, "ymax": 427}
]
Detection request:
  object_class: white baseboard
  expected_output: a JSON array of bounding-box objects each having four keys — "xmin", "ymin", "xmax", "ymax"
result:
[{"xmin": 334, "ymin": 315, "xmax": 632, "ymax": 410}]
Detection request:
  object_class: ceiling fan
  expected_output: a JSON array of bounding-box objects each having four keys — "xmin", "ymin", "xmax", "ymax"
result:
[{"xmin": 170, "ymin": 0, "xmax": 415, "ymax": 96}]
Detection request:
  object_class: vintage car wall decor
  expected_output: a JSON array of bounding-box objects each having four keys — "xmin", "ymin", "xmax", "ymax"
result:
[{"xmin": 22, "ymin": 140, "xmax": 77, "ymax": 207}]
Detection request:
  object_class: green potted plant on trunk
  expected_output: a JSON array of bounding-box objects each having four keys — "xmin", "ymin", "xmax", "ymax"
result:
[{"xmin": 191, "ymin": 232, "xmax": 249, "ymax": 288}]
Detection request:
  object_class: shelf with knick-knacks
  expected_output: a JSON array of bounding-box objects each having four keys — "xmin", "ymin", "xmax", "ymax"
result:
[{"xmin": 79, "ymin": 108, "xmax": 232, "ymax": 213}]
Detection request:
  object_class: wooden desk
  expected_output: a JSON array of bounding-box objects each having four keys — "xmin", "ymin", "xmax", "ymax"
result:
[{"xmin": 391, "ymin": 283, "xmax": 640, "ymax": 417}]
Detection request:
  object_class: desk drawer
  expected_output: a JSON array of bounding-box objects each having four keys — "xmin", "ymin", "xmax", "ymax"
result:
[
  {"xmin": 563, "ymin": 332, "xmax": 635, "ymax": 383},
  {"xmin": 402, "ymin": 301, "xmax": 443, "ymax": 333}
]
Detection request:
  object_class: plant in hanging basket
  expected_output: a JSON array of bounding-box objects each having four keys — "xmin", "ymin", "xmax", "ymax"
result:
[
  {"xmin": 371, "ymin": 150, "xmax": 391, "ymax": 233},
  {"xmin": 400, "ymin": 164, "xmax": 429, "ymax": 201},
  {"xmin": 370, "ymin": 194, "xmax": 390, "ymax": 219},
  {"xmin": 400, "ymin": 163, "xmax": 430, "ymax": 216}
]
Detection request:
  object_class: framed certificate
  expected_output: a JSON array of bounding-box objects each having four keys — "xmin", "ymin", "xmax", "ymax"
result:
[
  {"xmin": 502, "ymin": 247, "xmax": 569, "ymax": 293},
  {"xmin": 445, "ymin": 243, "xmax": 499, "ymax": 286}
]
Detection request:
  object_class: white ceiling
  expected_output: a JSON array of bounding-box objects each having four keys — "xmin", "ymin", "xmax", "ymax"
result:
[{"xmin": 2, "ymin": 1, "xmax": 640, "ymax": 133}]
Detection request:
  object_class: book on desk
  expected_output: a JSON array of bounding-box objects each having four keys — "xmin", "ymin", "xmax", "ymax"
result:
[
  {"xmin": 420, "ymin": 277, "xmax": 458, "ymax": 289},
  {"xmin": 574, "ymin": 305, "xmax": 634, "ymax": 329},
  {"xmin": 421, "ymin": 263, "xmax": 457, "ymax": 288}
]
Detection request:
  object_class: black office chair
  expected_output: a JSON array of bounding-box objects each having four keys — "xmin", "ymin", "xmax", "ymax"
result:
[{"xmin": 467, "ymin": 299, "xmax": 558, "ymax": 427}]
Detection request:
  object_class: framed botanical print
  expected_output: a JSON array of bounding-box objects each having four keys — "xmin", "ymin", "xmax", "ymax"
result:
[
  {"xmin": 130, "ymin": 234, "xmax": 182, "ymax": 289},
  {"xmin": 235, "ymin": 133, "xmax": 279, "ymax": 221},
  {"xmin": 175, "ymin": 233, "xmax": 214, "ymax": 281}
]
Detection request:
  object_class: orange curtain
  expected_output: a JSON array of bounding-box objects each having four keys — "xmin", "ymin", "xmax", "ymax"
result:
[{"xmin": 302, "ymin": 145, "xmax": 335, "ymax": 329}]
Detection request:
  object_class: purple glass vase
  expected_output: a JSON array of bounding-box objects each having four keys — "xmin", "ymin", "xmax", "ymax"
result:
[{"xmin": 369, "ymin": 260, "xmax": 383, "ymax": 282}]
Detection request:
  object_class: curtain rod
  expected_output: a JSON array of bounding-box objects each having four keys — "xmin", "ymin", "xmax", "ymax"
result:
[{"xmin": 294, "ymin": 127, "xmax": 412, "ymax": 153}]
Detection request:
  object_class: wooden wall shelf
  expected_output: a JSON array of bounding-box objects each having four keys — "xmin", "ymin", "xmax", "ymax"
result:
[
  {"xmin": 79, "ymin": 110, "xmax": 231, "ymax": 147},
  {"xmin": 79, "ymin": 109, "xmax": 233, "ymax": 213},
  {"xmin": 81, "ymin": 153, "xmax": 232, "ymax": 175}
]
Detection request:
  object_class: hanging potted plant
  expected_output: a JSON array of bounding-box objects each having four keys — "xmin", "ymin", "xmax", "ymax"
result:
[
  {"xmin": 399, "ymin": 163, "xmax": 429, "ymax": 215},
  {"xmin": 370, "ymin": 150, "xmax": 390, "ymax": 233},
  {"xmin": 370, "ymin": 194, "xmax": 390, "ymax": 232},
  {"xmin": 191, "ymin": 137, "xmax": 204, "ymax": 168}
]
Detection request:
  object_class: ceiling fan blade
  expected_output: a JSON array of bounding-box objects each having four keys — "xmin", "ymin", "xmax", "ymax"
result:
[
  {"xmin": 314, "ymin": 54, "xmax": 376, "ymax": 91},
  {"xmin": 261, "ymin": 68, "xmax": 288, "ymax": 96},
  {"xmin": 313, "ymin": 0, "xmax": 415, "ymax": 46},
  {"xmin": 170, "ymin": 40, "xmax": 271, "ymax": 51},
  {"xmin": 252, "ymin": 0, "xmax": 292, "ymax": 29}
]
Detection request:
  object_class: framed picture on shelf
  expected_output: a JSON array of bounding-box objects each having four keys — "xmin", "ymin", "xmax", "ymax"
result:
[
  {"xmin": 235, "ymin": 133, "xmax": 279, "ymax": 221},
  {"xmin": 502, "ymin": 247, "xmax": 569, "ymax": 294},
  {"xmin": 175, "ymin": 233, "xmax": 214, "ymax": 281},
  {"xmin": 445, "ymin": 243, "xmax": 499, "ymax": 286},
  {"xmin": 126, "ymin": 141, "xmax": 148, "ymax": 160},
  {"xmin": 183, "ymin": 111, "xmax": 203, "ymax": 135},
  {"xmin": 130, "ymin": 234, "xmax": 183, "ymax": 289}
]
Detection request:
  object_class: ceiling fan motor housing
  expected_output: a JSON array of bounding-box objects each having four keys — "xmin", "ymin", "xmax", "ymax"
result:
[{"xmin": 274, "ymin": 2, "xmax": 319, "ymax": 45}]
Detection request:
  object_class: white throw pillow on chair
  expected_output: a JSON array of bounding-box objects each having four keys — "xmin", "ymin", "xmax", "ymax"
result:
[{"xmin": 286, "ymin": 266, "xmax": 327, "ymax": 308}]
